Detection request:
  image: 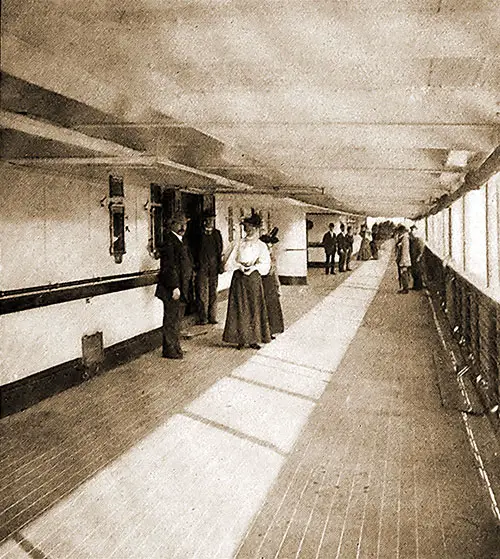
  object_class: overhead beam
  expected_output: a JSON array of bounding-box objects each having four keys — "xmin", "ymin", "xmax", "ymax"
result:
[
  {"xmin": 0, "ymin": 110, "xmax": 140, "ymax": 157},
  {"xmin": 200, "ymin": 165, "xmax": 463, "ymax": 173},
  {"xmin": 423, "ymin": 144, "xmax": 500, "ymax": 217},
  {"xmin": 3, "ymin": 156, "xmax": 157, "ymax": 167},
  {"xmin": 0, "ymin": 112, "xmax": 256, "ymax": 192}
]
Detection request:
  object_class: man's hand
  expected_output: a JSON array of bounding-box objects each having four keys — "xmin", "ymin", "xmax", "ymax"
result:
[{"xmin": 172, "ymin": 287, "xmax": 181, "ymax": 301}]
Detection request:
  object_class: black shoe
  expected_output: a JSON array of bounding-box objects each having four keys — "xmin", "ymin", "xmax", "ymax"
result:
[
  {"xmin": 162, "ymin": 352, "xmax": 183, "ymax": 359},
  {"xmin": 236, "ymin": 344, "xmax": 244, "ymax": 350},
  {"xmin": 197, "ymin": 320, "xmax": 208, "ymax": 325},
  {"xmin": 271, "ymin": 335, "xmax": 276, "ymax": 340},
  {"xmin": 398, "ymin": 289, "xmax": 409, "ymax": 294},
  {"xmin": 208, "ymin": 320, "xmax": 218, "ymax": 324},
  {"xmin": 249, "ymin": 343, "xmax": 261, "ymax": 350}
]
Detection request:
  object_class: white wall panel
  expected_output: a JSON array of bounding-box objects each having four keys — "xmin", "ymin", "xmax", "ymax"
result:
[
  {"xmin": 2, "ymin": 300, "xmax": 86, "ymax": 385},
  {"xmin": 450, "ymin": 198, "xmax": 464, "ymax": 269},
  {"xmin": 486, "ymin": 174, "xmax": 499, "ymax": 288},
  {"xmin": 464, "ymin": 187, "xmax": 487, "ymax": 284},
  {"xmin": 1, "ymin": 166, "xmax": 48, "ymax": 289},
  {"xmin": 274, "ymin": 206, "xmax": 307, "ymax": 278},
  {"xmin": 0, "ymin": 164, "xmax": 163, "ymax": 385},
  {"xmin": 89, "ymin": 286, "xmax": 162, "ymax": 348},
  {"xmin": 44, "ymin": 178, "xmax": 94, "ymax": 283},
  {"xmin": 1, "ymin": 286, "xmax": 163, "ymax": 385}
]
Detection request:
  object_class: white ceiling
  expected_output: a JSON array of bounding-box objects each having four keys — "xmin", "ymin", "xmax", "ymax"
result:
[{"xmin": 2, "ymin": 0, "xmax": 500, "ymax": 217}]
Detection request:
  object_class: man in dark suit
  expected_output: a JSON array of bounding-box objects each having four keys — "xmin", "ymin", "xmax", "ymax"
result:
[
  {"xmin": 409, "ymin": 225, "xmax": 425, "ymax": 290},
  {"xmin": 195, "ymin": 212, "xmax": 224, "ymax": 325},
  {"xmin": 337, "ymin": 223, "xmax": 347, "ymax": 272},
  {"xmin": 155, "ymin": 212, "xmax": 193, "ymax": 359},
  {"xmin": 322, "ymin": 223, "xmax": 337, "ymax": 275}
]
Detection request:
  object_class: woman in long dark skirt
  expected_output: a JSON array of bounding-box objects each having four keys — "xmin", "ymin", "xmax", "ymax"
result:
[
  {"xmin": 260, "ymin": 228, "xmax": 284, "ymax": 338},
  {"xmin": 223, "ymin": 214, "xmax": 271, "ymax": 349},
  {"xmin": 358, "ymin": 229, "xmax": 372, "ymax": 261}
]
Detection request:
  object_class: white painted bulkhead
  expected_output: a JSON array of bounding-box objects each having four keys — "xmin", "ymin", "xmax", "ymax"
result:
[{"xmin": 1, "ymin": 163, "xmax": 163, "ymax": 385}]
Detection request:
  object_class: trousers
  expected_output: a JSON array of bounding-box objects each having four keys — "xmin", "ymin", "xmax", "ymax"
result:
[
  {"xmin": 325, "ymin": 253, "xmax": 335, "ymax": 274},
  {"xmin": 162, "ymin": 299, "xmax": 186, "ymax": 357},
  {"xmin": 196, "ymin": 271, "xmax": 218, "ymax": 323}
]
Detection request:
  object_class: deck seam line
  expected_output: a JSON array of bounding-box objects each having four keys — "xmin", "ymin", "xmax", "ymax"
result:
[
  {"xmin": 180, "ymin": 410, "xmax": 286, "ymax": 457},
  {"xmin": 230, "ymin": 373, "xmax": 320, "ymax": 403}
]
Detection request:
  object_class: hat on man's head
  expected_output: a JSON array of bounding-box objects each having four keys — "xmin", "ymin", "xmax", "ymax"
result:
[
  {"xmin": 242, "ymin": 213, "xmax": 262, "ymax": 228},
  {"xmin": 202, "ymin": 209, "xmax": 216, "ymax": 220}
]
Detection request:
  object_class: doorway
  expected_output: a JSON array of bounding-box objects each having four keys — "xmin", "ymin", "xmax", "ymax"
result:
[{"xmin": 160, "ymin": 190, "xmax": 214, "ymax": 315}]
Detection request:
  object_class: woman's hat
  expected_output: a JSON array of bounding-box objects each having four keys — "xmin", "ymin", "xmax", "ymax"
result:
[
  {"xmin": 242, "ymin": 213, "xmax": 262, "ymax": 227},
  {"xmin": 260, "ymin": 227, "xmax": 279, "ymax": 244}
]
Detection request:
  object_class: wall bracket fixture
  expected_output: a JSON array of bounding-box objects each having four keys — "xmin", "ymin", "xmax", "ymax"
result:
[{"xmin": 108, "ymin": 175, "xmax": 126, "ymax": 263}]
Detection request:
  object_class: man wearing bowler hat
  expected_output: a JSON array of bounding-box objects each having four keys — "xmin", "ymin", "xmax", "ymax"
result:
[
  {"xmin": 195, "ymin": 211, "xmax": 224, "ymax": 325},
  {"xmin": 155, "ymin": 212, "xmax": 193, "ymax": 359}
]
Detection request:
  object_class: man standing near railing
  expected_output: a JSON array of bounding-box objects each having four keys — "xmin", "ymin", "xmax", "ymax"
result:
[
  {"xmin": 409, "ymin": 225, "xmax": 425, "ymax": 291},
  {"xmin": 396, "ymin": 225, "xmax": 411, "ymax": 294}
]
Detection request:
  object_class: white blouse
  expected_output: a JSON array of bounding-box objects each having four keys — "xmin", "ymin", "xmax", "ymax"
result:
[{"xmin": 224, "ymin": 236, "xmax": 271, "ymax": 276}]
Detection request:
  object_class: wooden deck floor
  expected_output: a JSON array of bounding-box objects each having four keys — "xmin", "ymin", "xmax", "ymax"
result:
[{"xmin": 1, "ymin": 246, "xmax": 499, "ymax": 558}]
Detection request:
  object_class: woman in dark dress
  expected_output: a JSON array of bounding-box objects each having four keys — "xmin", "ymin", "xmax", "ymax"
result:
[
  {"xmin": 222, "ymin": 214, "xmax": 271, "ymax": 349},
  {"xmin": 358, "ymin": 229, "xmax": 372, "ymax": 261},
  {"xmin": 260, "ymin": 228, "xmax": 284, "ymax": 338}
]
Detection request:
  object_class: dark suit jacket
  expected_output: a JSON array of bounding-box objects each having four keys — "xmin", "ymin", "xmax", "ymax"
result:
[
  {"xmin": 322, "ymin": 231, "xmax": 337, "ymax": 255},
  {"xmin": 197, "ymin": 229, "xmax": 224, "ymax": 275},
  {"xmin": 155, "ymin": 232, "xmax": 193, "ymax": 303},
  {"xmin": 337, "ymin": 232, "xmax": 346, "ymax": 253},
  {"xmin": 409, "ymin": 236, "xmax": 425, "ymax": 264}
]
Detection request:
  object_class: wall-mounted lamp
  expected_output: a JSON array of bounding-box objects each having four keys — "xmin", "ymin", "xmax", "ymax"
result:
[
  {"xmin": 108, "ymin": 175, "xmax": 126, "ymax": 263},
  {"xmin": 148, "ymin": 183, "xmax": 163, "ymax": 258}
]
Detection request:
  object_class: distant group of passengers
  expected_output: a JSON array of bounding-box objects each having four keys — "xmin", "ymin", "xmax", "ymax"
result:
[
  {"xmin": 154, "ymin": 211, "xmax": 284, "ymax": 359},
  {"xmin": 322, "ymin": 222, "xmax": 380, "ymax": 275},
  {"xmin": 322, "ymin": 220, "xmax": 425, "ymax": 294}
]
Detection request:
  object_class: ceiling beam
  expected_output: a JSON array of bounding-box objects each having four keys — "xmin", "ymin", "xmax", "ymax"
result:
[
  {"xmin": 0, "ymin": 110, "xmax": 140, "ymax": 157},
  {"xmin": 0, "ymin": 112, "xmax": 257, "ymax": 192},
  {"xmin": 423, "ymin": 144, "xmax": 500, "ymax": 217},
  {"xmin": 199, "ymin": 165, "xmax": 462, "ymax": 173}
]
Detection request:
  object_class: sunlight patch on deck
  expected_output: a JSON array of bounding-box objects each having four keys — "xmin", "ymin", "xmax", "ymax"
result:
[
  {"xmin": 186, "ymin": 377, "xmax": 315, "ymax": 454},
  {"xmin": 20, "ymin": 415, "xmax": 283, "ymax": 559},
  {"xmin": 232, "ymin": 359, "xmax": 328, "ymax": 400}
]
